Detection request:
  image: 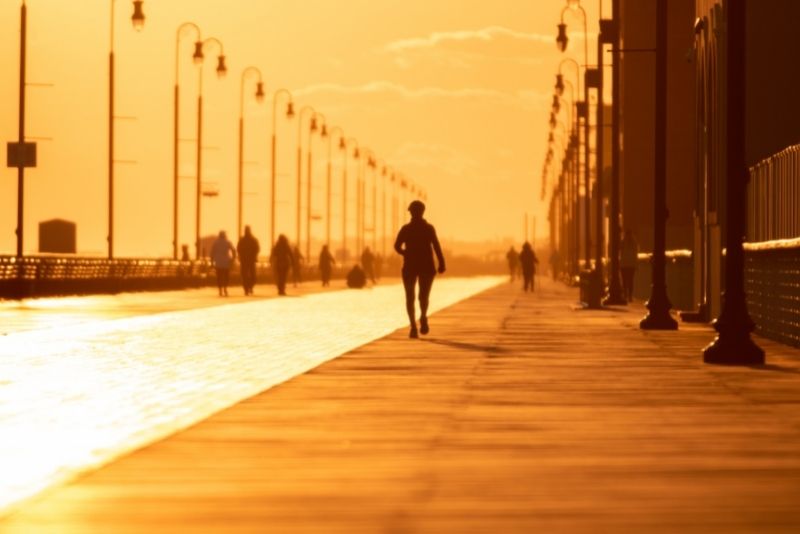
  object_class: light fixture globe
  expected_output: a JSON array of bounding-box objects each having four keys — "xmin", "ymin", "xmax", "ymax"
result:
[
  {"xmin": 286, "ymin": 101, "xmax": 295, "ymax": 118},
  {"xmin": 131, "ymin": 1, "xmax": 145, "ymax": 31},
  {"xmin": 255, "ymin": 82, "xmax": 265, "ymax": 103},
  {"xmin": 555, "ymin": 74, "xmax": 565, "ymax": 95},
  {"xmin": 192, "ymin": 41, "xmax": 204, "ymax": 65},
  {"xmin": 556, "ymin": 23, "xmax": 569, "ymax": 52},
  {"xmin": 215, "ymin": 55, "xmax": 227, "ymax": 78}
]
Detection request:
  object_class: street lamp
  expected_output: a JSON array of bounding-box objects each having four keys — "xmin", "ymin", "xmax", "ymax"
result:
[
  {"xmin": 270, "ymin": 88, "xmax": 294, "ymax": 248},
  {"xmin": 306, "ymin": 112, "xmax": 326, "ymax": 259},
  {"xmin": 295, "ymin": 106, "xmax": 316, "ymax": 248},
  {"xmin": 194, "ymin": 37, "xmax": 227, "ymax": 259},
  {"xmin": 237, "ymin": 66, "xmax": 264, "ymax": 241},
  {"xmin": 344, "ymin": 138, "xmax": 359, "ymax": 260},
  {"xmin": 108, "ymin": 0, "xmax": 145, "ymax": 259},
  {"xmin": 173, "ymin": 22, "xmax": 202, "ymax": 260},
  {"xmin": 325, "ymin": 126, "xmax": 345, "ymax": 249}
]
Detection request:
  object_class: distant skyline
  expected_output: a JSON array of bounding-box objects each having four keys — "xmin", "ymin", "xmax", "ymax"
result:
[{"xmin": 0, "ymin": 0, "xmax": 604, "ymax": 256}]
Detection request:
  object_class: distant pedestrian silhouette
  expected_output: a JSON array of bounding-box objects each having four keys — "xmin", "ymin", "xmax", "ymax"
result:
[
  {"xmin": 181, "ymin": 244, "xmax": 191, "ymax": 262},
  {"xmin": 394, "ymin": 200, "xmax": 446, "ymax": 338},
  {"xmin": 620, "ymin": 229, "xmax": 639, "ymax": 302},
  {"xmin": 291, "ymin": 245, "xmax": 304, "ymax": 287},
  {"xmin": 319, "ymin": 245, "xmax": 336, "ymax": 287},
  {"xmin": 519, "ymin": 242, "xmax": 539, "ymax": 292},
  {"xmin": 506, "ymin": 246, "xmax": 520, "ymax": 282},
  {"xmin": 346, "ymin": 264, "xmax": 367, "ymax": 288},
  {"xmin": 237, "ymin": 225, "xmax": 260, "ymax": 295},
  {"xmin": 210, "ymin": 230, "xmax": 236, "ymax": 297},
  {"xmin": 361, "ymin": 247, "xmax": 376, "ymax": 284},
  {"xmin": 270, "ymin": 235, "xmax": 294, "ymax": 296}
]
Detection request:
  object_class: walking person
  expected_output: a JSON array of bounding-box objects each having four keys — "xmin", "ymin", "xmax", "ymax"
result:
[
  {"xmin": 506, "ymin": 246, "xmax": 520, "ymax": 282},
  {"xmin": 270, "ymin": 235, "xmax": 294, "ymax": 296},
  {"xmin": 394, "ymin": 200, "xmax": 446, "ymax": 338},
  {"xmin": 291, "ymin": 245, "xmax": 304, "ymax": 287},
  {"xmin": 519, "ymin": 242, "xmax": 539, "ymax": 292},
  {"xmin": 237, "ymin": 225, "xmax": 260, "ymax": 296},
  {"xmin": 361, "ymin": 247, "xmax": 376, "ymax": 285},
  {"xmin": 319, "ymin": 245, "xmax": 336, "ymax": 287},
  {"xmin": 620, "ymin": 229, "xmax": 639, "ymax": 302},
  {"xmin": 210, "ymin": 230, "xmax": 236, "ymax": 297}
]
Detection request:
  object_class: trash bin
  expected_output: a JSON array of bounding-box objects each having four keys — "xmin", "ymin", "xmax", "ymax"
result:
[{"xmin": 580, "ymin": 269, "xmax": 601, "ymax": 307}]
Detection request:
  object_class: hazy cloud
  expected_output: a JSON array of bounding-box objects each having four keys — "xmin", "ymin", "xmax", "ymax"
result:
[
  {"xmin": 384, "ymin": 26, "xmax": 555, "ymax": 52},
  {"xmin": 294, "ymin": 81, "xmax": 549, "ymax": 109}
]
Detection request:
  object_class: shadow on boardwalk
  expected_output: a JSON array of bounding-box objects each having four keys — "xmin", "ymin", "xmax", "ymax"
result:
[{"xmin": 4, "ymin": 278, "xmax": 800, "ymax": 533}]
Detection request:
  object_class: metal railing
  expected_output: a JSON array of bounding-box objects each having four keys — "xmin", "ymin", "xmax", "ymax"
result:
[
  {"xmin": 0, "ymin": 255, "xmax": 335, "ymax": 299},
  {"xmin": 748, "ymin": 144, "xmax": 800, "ymax": 242}
]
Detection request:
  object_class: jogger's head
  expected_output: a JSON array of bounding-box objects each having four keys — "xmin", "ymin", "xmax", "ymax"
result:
[{"xmin": 408, "ymin": 200, "xmax": 425, "ymax": 218}]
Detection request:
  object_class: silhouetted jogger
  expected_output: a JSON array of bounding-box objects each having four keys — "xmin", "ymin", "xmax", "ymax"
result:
[
  {"xmin": 271, "ymin": 235, "xmax": 293, "ymax": 296},
  {"xmin": 237, "ymin": 225, "xmax": 260, "ymax": 296},
  {"xmin": 394, "ymin": 200, "xmax": 446, "ymax": 338},
  {"xmin": 211, "ymin": 230, "xmax": 236, "ymax": 297},
  {"xmin": 519, "ymin": 242, "xmax": 539, "ymax": 292},
  {"xmin": 319, "ymin": 245, "xmax": 336, "ymax": 287}
]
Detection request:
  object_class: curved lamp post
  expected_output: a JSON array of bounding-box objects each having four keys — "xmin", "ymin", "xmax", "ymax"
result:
[
  {"xmin": 325, "ymin": 126, "xmax": 345, "ymax": 248},
  {"xmin": 270, "ymin": 88, "xmax": 294, "ymax": 248},
  {"xmin": 194, "ymin": 37, "xmax": 227, "ymax": 259},
  {"xmin": 343, "ymin": 138, "xmax": 359, "ymax": 262},
  {"xmin": 295, "ymin": 106, "xmax": 316, "ymax": 248},
  {"xmin": 306, "ymin": 112, "xmax": 326, "ymax": 259},
  {"xmin": 173, "ymin": 22, "xmax": 202, "ymax": 259},
  {"xmin": 237, "ymin": 66, "xmax": 265, "ymax": 240},
  {"xmin": 108, "ymin": 0, "xmax": 145, "ymax": 258}
]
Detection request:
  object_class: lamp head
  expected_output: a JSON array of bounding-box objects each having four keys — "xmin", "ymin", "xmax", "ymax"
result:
[
  {"xmin": 555, "ymin": 74, "xmax": 565, "ymax": 95},
  {"xmin": 353, "ymin": 147, "xmax": 360, "ymax": 159},
  {"xmin": 548, "ymin": 132, "xmax": 555, "ymax": 143},
  {"xmin": 320, "ymin": 124, "xmax": 328, "ymax": 137},
  {"xmin": 286, "ymin": 101, "xmax": 295, "ymax": 118},
  {"xmin": 192, "ymin": 41, "xmax": 204, "ymax": 65},
  {"xmin": 310, "ymin": 116, "xmax": 318, "ymax": 132},
  {"xmin": 549, "ymin": 112, "xmax": 557, "ymax": 128},
  {"xmin": 339, "ymin": 137, "xmax": 347, "ymax": 150},
  {"xmin": 131, "ymin": 1, "xmax": 145, "ymax": 31},
  {"xmin": 556, "ymin": 23, "xmax": 569, "ymax": 52},
  {"xmin": 255, "ymin": 82, "xmax": 265, "ymax": 103},
  {"xmin": 552, "ymin": 95, "xmax": 561, "ymax": 113},
  {"xmin": 216, "ymin": 55, "xmax": 227, "ymax": 78}
]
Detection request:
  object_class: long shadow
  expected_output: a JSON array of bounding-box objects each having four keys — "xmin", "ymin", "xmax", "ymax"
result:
[
  {"xmin": 421, "ymin": 338, "xmax": 508, "ymax": 355},
  {"xmin": 747, "ymin": 364, "xmax": 800, "ymax": 375}
]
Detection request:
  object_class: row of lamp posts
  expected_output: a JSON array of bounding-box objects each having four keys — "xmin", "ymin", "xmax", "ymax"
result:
[
  {"xmin": 546, "ymin": 0, "xmax": 762, "ymax": 364},
  {"xmin": 11, "ymin": 1, "xmax": 425, "ymax": 265}
]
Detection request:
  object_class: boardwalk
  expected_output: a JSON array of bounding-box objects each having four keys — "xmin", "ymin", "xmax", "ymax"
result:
[{"xmin": 3, "ymin": 279, "xmax": 800, "ymax": 532}]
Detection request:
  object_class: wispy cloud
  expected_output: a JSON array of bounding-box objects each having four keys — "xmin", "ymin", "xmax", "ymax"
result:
[
  {"xmin": 391, "ymin": 143, "xmax": 480, "ymax": 179},
  {"xmin": 294, "ymin": 81, "xmax": 549, "ymax": 108},
  {"xmin": 384, "ymin": 26, "xmax": 556, "ymax": 52}
]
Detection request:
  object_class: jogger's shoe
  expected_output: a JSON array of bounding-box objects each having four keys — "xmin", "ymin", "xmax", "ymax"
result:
[
  {"xmin": 420, "ymin": 316, "xmax": 429, "ymax": 335},
  {"xmin": 409, "ymin": 327, "xmax": 419, "ymax": 339}
]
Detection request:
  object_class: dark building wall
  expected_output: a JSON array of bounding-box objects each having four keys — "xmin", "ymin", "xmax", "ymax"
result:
[
  {"xmin": 620, "ymin": 0, "xmax": 696, "ymax": 252},
  {"xmin": 745, "ymin": 0, "xmax": 800, "ymax": 166}
]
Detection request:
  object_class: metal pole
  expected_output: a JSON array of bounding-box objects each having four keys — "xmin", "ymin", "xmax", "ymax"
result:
[
  {"xmin": 173, "ymin": 81, "xmax": 179, "ymax": 259},
  {"xmin": 108, "ymin": 1, "xmax": 115, "ymax": 259},
  {"xmin": 605, "ymin": 0, "xmax": 626, "ymax": 305},
  {"xmin": 237, "ymin": 115, "xmax": 244, "ymax": 240},
  {"xmin": 306, "ymin": 130, "xmax": 313, "ymax": 259},
  {"xmin": 640, "ymin": 0, "xmax": 677, "ymax": 329},
  {"xmin": 16, "ymin": 1, "xmax": 27, "ymax": 259},
  {"xmin": 594, "ymin": 29, "xmax": 605, "ymax": 303},
  {"xmin": 342, "ymin": 147, "xmax": 349, "ymax": 262},
  {"xmin": 195, "ymin": 82, "xmax": 202, "ymax": 259},
  {"xmin": 271, "ymin": 132, "xmax": 277, "ymax": 247},
  {"xmin": 703, "ymin": 0, "xmax": 763, "ymax": 364}
]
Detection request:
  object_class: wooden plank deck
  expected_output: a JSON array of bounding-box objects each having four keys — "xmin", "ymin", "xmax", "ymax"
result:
[{"xmin": 4, "ymin": 279, "xmax": 800, "ymax": 533}]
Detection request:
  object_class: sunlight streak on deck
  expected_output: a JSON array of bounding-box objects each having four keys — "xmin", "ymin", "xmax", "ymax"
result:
[{"xmin": 0, "ymin": 277, "xmax": 502, "ymax": 515}]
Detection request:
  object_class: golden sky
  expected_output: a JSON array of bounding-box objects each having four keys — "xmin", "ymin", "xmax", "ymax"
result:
[{"xmin": 0, "ymin": 0, "xmax": 602, "ymax": 257}]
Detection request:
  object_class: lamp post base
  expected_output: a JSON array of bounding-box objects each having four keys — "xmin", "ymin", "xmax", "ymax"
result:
[
  {"xmin": 640, "ymin": 291, "xmax": 678, "ymax": 330},
  {"xmin": 603, "ymin": 288, "xmax": 627, "ymax": 306},
  {"xmin": 703, "ymin": 332, "xmax": 764, "ymax": 365}
]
